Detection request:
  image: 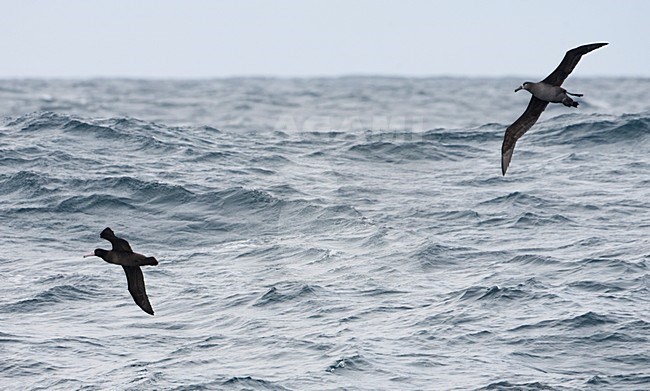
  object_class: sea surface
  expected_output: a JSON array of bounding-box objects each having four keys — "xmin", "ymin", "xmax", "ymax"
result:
[{"xmin": 0, "ymin": 77, "xmax": 648, "ymax": 390}]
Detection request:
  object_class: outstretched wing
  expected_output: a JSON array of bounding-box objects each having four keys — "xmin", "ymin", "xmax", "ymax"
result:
[
  {"xmin": 101, "ymin": 228, "xmax": 134, "ymax": 253},
  {"xmin": 501, "ymin": 96, "xmax": 549, "ymax": 175},
  {"xmin": 122, "ymin": 266, "xmax": 154, "ymax": 315},
  {"xmin": 112, "ymin": 237, "xmax": 133, "ymax": 253},
  {"xmin": 541, "ymin": 42, "xmax": 608, "ymax": 87}
]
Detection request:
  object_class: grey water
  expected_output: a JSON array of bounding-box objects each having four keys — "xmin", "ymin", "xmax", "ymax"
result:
[{"xmin": 0, "ymin": 77, "xmax": 649, "ymax": 390}]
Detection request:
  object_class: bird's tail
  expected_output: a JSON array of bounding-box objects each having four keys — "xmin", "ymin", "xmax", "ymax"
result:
[
  {"xmin": 563, "ymin": 97, "xmax": 579, "ymax": 108},
  {"xmin": 144, "ymin": 256, "xmax": 158, "ymax": 266}
]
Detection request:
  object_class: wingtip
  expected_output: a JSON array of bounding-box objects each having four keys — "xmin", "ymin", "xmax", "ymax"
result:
[
  {"xmin": 100, "ymin": 227, "xmax": 114, "ymax": 239},
  {"xmin": 141, "ymin": 305, "xmax": 154, "ymax": 315},
  {"xmin": 501, "ymin": 147, "xmax": 515, "ymax": 176},
  {"xmin": 501, "ymin": 155, "xmax": 510, "ymax": 176}
]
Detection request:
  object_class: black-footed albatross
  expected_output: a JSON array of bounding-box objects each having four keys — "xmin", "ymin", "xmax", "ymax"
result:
[
  {"xmin": 84, "ymin": 227, "xmax": 158, "ymax": 315},
  {"xmin": 501, "ymin": 42, "xmax": 608, "ymax": 175}
]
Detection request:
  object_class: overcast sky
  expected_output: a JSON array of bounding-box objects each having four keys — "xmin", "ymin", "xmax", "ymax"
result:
[{"xmin": 1, "ymin": 0, "xmax": 648, "ymax": 78}]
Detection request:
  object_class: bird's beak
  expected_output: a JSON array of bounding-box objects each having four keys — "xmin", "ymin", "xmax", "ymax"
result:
[
  {"xmin": 83, "ymin": 252, "xmax": 96, "ymax": 258},
  {"xmin": 514, "ymin": 85, "xmax": 523, "ymax": 93}
]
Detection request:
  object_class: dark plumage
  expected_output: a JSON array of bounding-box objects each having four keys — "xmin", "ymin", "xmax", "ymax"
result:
[
  {"xmin": 85, "ymin": 227, "xmax": 158, "ymax": 315},
  {"xmin": 501, "ymin": 42, "xmax": 608, "ymax": 175}
]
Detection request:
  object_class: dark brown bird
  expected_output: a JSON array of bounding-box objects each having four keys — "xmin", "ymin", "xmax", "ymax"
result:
[
  {"xmin": 84, "ymin": 227, "xmax": 158, "ymax": 315},
  {"xmin": 501, "ymin": 42, "xmax": 608, "ymax": 175}
]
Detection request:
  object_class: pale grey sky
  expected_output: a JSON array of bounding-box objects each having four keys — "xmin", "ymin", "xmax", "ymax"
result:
[{"xmin": 1, "ymin": 0, "xmax": 648, "ymax": 78}]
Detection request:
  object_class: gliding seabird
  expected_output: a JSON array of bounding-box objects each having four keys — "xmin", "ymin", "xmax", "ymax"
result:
[
  {"xmin": 84, "ymin": 227, "xmax": 158, "ymax": 315},
  {"xmin": 501, "ymin": 42, "xmax": 608, "ymax": 175}
]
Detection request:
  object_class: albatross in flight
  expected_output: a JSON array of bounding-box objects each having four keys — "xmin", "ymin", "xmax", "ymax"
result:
[
  {"xmin": 501, "ymin": 42, "xmax": 608, "ymax": 175},
  {"xmin": 84, "ymin": 227, "xmax": 158, "ymax": 315}
]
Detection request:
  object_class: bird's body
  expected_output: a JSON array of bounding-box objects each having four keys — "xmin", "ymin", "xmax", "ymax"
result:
[
  {"xmin": 517, "ymin": 82, "xmax": 581, "ymax": 107},
  {"xmin": 95, "ymin": 249, "xmax": 158, "ymax": 267},
  {"xmin": 501, "ymin": 42, "xmax": 608, "ymax": 175},
  {"xmin": 97, "ymin": 228, "xmax": 157, "ymax": 267},
  {"xmin": 85, "ymin": 227, "xmax": 157, "ymax": 315}
]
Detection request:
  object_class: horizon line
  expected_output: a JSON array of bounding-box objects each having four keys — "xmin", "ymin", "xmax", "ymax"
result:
[{"xmin": 1, "ymin": 73, "xmax": 648, "ymax": 81}]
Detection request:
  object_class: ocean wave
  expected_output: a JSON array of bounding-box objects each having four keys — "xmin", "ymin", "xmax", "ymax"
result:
[
  {"xmin": 4, "ymin": 179, "xmax": 341, "ymax": 228},
  {"xmin": 253, "ymin": 282, "xmax": 322, "ymax": 307},
  {"xmin": 185, "ymin": 150, "xmax": 233, "ymax": 163},
  {"xmin": 586, "ymin": 374, "xmax": 650, "ymax": 389},
  {"xmin": 221, "ymin": 376, "xmax": 290, "ymax": 390},
  {"xmin": 423, "ymin": 126, "xmax": 499, "ymax": 143},
  {"xmin": 412, "ymin": 242, "xmax": 474, "ymax": 269},
  {"xmin": 510, "ymin": 311, "xmax": 617, "ymax": 332},
  {"xmin": 577, "ymin": 257, "xmax": 648, "ymax": 273},
  {"xmin": 6, "ymin": 111, "xmax": 71, "ymax": 132},
  {"xmin": 513, "ymin": 212, "xmax": 574, "ymax": 227},
  {"xmin": 535, "ymin": 112, "xmax": 650, "ymax": 145},
  {"xmin": 213, "ymin": 187, "xmax": 278, "ymax": 210},
  {"xmin": 0, "ymin": 283, "xmax": 98, "ymax": 313},
  {"xmin": 451, "ymin": 278, "xmax": 552, "ymax": 304},
  {"xmin": 326, "ymin": 354, "xmax": 369, "ymax": 373},
  {"xmin": 421, "ymin": 209, "xmax": 481, "ymax": 222},
  {"xmin": 457, "ymin": 285, "xmax": 528, "ymax": 302},
  {"xmin": 347, "ymin": 140, "xmax": 473, "ymax": 162},
  {"xmin": 506, "ymin": 254, "xmax": 561, "ymax": 266},
  {"xmin": 479, "ymin": 192, "xmax": 554, "ymax": 208},
  {"xmin": 0, "ymin": 357, "xmax": 58, "ymax": 380},
  {"xmin": 55, "ymin": 194, "xmax": 137, "ymax": 213},
  {"xmin": 62, "ymin": 118, "xmax": 121, "ymax": 138},
  {"xmin": 0, "ymin": 171, "xmax": 51, "ymax": 197},
  {"xmin": 5, "ymin": 112, "xmax": 175, "ymax": 152},
  {"xmin": 476, "ymin": 381, "xmax": 555, "ymax": 390},
  {"xmin": 85, "ymin": 176, "xmax": 196, "ymax": 205},
  {"xmin": 567, "ymin": 280, "xmax": 626, "ymax": 293}
]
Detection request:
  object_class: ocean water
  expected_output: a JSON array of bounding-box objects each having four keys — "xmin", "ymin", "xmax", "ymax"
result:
[{"xmin": 0, "ymin": 77, "xmax": 648, "ymax": 390}]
